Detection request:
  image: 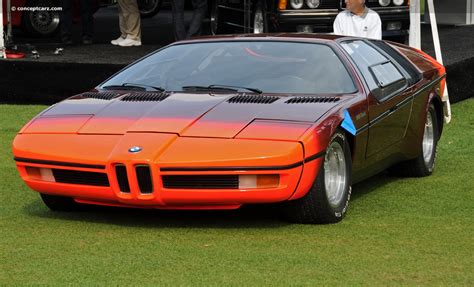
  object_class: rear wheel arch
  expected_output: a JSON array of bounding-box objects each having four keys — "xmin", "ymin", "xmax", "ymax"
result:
[{"xmin": 430, "ymin": 94, "xmax": 444, "ymax": 138}]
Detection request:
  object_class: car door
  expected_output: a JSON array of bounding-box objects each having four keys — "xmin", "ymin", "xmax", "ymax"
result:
[{"xmin": 340, "ymin": 40, "xmax": 414, "ymax": 159}]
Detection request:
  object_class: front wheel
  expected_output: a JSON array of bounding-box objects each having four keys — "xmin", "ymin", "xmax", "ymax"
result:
[{"xmin": 284, "ymin": 130, "xmax": 352, "ymax": 224}]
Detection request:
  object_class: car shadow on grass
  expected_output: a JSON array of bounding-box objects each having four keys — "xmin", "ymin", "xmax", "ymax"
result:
[
  {"xmin": 22, "ymin": 172, "xmax": 403, "ymax": 228},
  {"xmin": 23, "ymin": 199, "xmax": 290, "ymax": 229},
  {"xmin": 351, "ymin": 172, "xmax": 402, "ymax": 201}
]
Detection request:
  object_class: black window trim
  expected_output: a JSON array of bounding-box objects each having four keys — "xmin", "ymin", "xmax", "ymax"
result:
[
  {"xmin": 367, "ymin": 39, "xmax": 422, "ymax": 86},
  {"xmin": 337, "ymin": 38, "xmax": 410, "ymax": 103}
]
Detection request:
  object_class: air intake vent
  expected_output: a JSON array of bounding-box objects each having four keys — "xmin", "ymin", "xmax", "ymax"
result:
[
  {"xmin": 162, "ymin": 175, "xmax": 239, "ymax": 189},
  {"xmin": 115, "ymin": 164, "xmax": 130, "ymax": 193},
  {"xmin": 52, "ymin": 169, "xmax": 109, "ymax": 186},
  {"xmin": 136, "ymin": 165, "xmax": 153, "ymax": 194},
  {"xmin": 121, "ymin": 92, "xmax": 169, "ymax": 102},
  {"xmin": 285, "ymin": 97, "xmax": 341, "ymax": 104},
  {"xmin": 227, "ymin": 95, "xmax": 279, "ymax": 104},
  {"xmin": 78, "ymin": 92, "xmax": 118, "ymax": 100}
]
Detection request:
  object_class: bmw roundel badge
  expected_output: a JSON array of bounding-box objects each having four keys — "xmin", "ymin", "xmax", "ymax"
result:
[{"xmin": 128, "ymin": 146, "xmax": 142, "ymax": 153}]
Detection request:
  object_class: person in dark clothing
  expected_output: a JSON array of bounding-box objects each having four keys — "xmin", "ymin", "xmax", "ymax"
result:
[
  {"xmin": 60, "ymin": 0, "xmax": 95, "ymax": 45},
  {"xmin": 171, "ymin": 0, "xmax": 208, "ymax": 41}
]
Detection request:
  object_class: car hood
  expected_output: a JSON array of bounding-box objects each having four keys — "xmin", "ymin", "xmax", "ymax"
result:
[{"xmin": 23, "ymin": 91, "xmax": 345, "ymax": 138}]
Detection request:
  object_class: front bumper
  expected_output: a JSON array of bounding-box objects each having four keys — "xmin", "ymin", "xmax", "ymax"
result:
[
  {"xmin": 276, "ymin": 7, "xmax": 409, "ymax": 36},
  {"xmin": 13, "ymin": 133, "xmax": 323, "ymax": 209}
]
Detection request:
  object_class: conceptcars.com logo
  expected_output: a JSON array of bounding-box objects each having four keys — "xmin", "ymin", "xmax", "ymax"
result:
[{"xmin": 128, "ymin": 146, "xmax": 142, "ymax": 153}]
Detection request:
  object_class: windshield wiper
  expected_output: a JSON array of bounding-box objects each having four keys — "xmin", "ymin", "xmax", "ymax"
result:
[
  {"xmin": 182, "ymin": 85, "xmax": 262, "ymax": 94},
  {"xmin": 102, "ymin": 83, "xmax": 165, "ymax": 92}
]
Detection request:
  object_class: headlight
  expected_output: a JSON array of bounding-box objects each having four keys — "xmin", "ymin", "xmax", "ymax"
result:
[
  {"xmin": 378, "ymin": 0, "xmax": 391, "ymax": 6},
  {"xmin": 306, "ymin": 0, "xmax": 320, "ymax": 9},
  {"xmin": 290, "ymin": 0, "xmax": 304, "ymax": 9},
  {"xmin": 393, "ymin": 0, "xmax": 404, "ymax": 5}
]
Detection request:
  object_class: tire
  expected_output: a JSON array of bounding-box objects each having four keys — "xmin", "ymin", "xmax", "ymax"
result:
[
  {"xmin": 40, "ymin": 194, "xmax": 84, "ymax": 212},
  {"xmin": 389, "ymin": 103, "xmax": 439, "ymax": 177},
  {"xmin": 252, "ymin": 1, "xmax": 267, "ymax": 34},
  {"xmin": 284, "ymin": 130, "xmax": 352, "ymax": 224},
  {"xmin": 22, "ymin": 0, "xmax": 60, "ymax": 37},
  {"xmin": 138, "ymin": 0, "xmax": 163, "ymax": 18}
]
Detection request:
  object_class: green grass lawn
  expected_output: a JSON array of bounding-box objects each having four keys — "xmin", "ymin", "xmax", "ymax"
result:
[{"xmin": 1, "ymin": 100, "xmax": 473, "ymax": 285}]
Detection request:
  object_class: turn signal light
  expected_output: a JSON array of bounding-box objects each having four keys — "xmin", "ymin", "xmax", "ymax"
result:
[
  {"xmin": 25, "ymin": 167, "xmax": 55, "ymax": 182},
  {"xmin": 278, "ymin": 0, "xmax": 287, "ymax": 10},
  {"xmin": 239, "ymin": 175, "xmax": 279, "ymax": 189}
]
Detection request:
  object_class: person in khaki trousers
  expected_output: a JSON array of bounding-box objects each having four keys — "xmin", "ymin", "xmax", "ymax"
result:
[{"xmin": 111, "ymin": 0, "xmax": 142, "ymax": 46}]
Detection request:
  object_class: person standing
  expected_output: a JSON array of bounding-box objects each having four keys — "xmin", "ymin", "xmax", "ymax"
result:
[
  {"xmin": 60, "ymin": 0, "xmax": 94, "ymax": 45},
  {"xmin": 333, "ymin": 0, "xmax": 382, "ymax": 40},
  {"xmin": 171, "ymin": 0, "xmax": 208, "ymax": 41},
  {"xmin": 111, "ymin": 0, "xmax": 142, "ymax": 47}
]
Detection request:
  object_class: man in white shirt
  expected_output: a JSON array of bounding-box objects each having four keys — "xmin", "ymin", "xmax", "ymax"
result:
[{"xmin": 333, "ymin": 0, "xmax": 382, "ymax": 40}]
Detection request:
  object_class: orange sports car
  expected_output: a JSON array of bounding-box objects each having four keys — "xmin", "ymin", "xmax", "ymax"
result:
[{"xmin": 13, "ymin": 34, "xmax": 448, "ymax": 223}]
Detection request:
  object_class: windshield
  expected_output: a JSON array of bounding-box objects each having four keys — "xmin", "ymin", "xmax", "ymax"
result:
[{"xmin": 100, "ymin": 41, "xmax": 356, "ymax": 94}]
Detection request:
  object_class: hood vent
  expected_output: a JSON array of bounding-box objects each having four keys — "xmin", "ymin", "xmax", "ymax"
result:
[
  {"xmin": 285, "ymin": 96, "xmax": 341, "ymax": 104},
  {"xmin": 227, "ymin": 95, "xmax": 279, "ymax": 104},
  {"xmin": 121, "ymin": 92, "xmax": 169, "ymax": 102},
  {"xmin": 78, "ymin": 92, "xmax": 119, "ymax": 100}
]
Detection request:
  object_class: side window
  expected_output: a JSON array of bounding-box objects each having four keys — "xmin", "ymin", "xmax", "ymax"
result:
[
  {"xmin": 341, "ymin": 40, "xmax": 407, "ymax": 101},
  {"xmin": 370, "ymin": 61, "xmax": 406, "ymax": 98},
  {"xmin": 371, "ymin": 40, "xmax": 422, "ymax": 85},
  {"xmin": 370, "ymin": 61, "xmax": 404, "ymax": 87}
]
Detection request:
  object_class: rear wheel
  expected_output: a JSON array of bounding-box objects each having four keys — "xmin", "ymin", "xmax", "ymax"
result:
[
  {"xmin": 389, "ymin": 102, "xmax": 439, "ymax": 177},
  {"xmin": 40, "ymin": 194, "xmax": 84, "ymax": 212},
  {"xmin": 22, "ymin": 0, "xmax": 60, "ymax": 37},
  {"xmin": 284, "ymin": 130, "xmax": 352, "ymax": 224}
]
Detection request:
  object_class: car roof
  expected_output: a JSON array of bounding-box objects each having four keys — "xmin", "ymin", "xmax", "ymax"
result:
[{"xmin": 175, "ymin": 33, "xmax": 350, "ymax": 45}]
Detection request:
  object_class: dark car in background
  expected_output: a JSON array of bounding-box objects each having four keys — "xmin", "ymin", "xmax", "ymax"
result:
[
  {"xmin": 2, "ymin": 0, "xmax": 164, "ymax": 37},
  {"xmin": 210, "ymin": 0, "xmax": 410, "ymax": 42}
]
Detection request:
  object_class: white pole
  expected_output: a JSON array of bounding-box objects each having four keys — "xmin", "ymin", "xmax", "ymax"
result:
[
  {"xmin": 409, "ymin": 0, "xmax": 421, "ymax": 49},
  {"xmin": 427, "ymin": 0, "xmax": 451, "ymax": 123},
  {"xmin": 0, "ymin": 0, "xmax": 6, "ymax": 58},
  {"xmin": 6, "ymin": 0, "xmax": 11, "ymax": 42}
]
